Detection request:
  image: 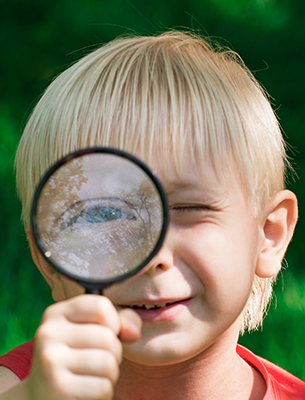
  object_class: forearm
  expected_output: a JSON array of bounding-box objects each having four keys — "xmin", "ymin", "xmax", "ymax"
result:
[{"xmin": 0, "ymin": 380, "xmax": 30, "ymax": 400}]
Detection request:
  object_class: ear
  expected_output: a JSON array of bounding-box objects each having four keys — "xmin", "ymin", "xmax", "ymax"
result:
[
  {"xmin": 25, "ymin": 226, "xmax": 67, "ymax": 301},
  {"xmin": 256, "ymin": 190, "xmax": 298, "ymax": 278}
]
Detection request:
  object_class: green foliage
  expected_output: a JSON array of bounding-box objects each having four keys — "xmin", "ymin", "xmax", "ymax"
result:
[
  {"xmin": 0, "ymin": 108, "xmax": 53, "ymax": 352},
  {"xmin": 1, "ymin": 0, "xmax": 304, "ymax": 382}
]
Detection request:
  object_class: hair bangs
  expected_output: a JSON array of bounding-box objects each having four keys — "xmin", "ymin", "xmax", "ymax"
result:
[{"xmin": 16, "ymin": 32, "xmax": 286, "ymax": 228}]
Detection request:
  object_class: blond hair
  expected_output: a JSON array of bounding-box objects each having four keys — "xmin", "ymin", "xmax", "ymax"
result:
[{"xmin": 15, "ymin": 31, "xmax": 288, "ymax": 332}]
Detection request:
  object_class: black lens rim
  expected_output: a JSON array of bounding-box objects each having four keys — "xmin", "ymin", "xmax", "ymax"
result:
[{"xmin": 30, "ymin": 147, "xmax": 169, "ymax": 291}]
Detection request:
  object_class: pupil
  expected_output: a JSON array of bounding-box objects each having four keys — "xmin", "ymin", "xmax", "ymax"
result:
[
  {"xmin": 85, "ymin": 206, "xmax": 122, "ymax": 223},
  {"xmin": 100, "ymin": 208, "xmax": 121, "ymax": 220}
]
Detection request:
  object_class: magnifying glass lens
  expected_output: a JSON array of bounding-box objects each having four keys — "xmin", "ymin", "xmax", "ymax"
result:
[{"xmin": 32, "ymin": 150, "xmax": 167, "ymax": 290}]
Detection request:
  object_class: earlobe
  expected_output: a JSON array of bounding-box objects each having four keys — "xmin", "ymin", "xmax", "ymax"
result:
[
  {"xmin": 25, "ymin": 226, "xmax": 67, "ymax": 301},
  {"xmin": 256, "ymin": 190, "xmax": 298, "ymax": 278}
]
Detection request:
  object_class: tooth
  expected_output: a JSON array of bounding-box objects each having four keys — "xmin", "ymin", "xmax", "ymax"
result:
[{"xmin": 124, "ymin": 303, "xmax": 173, "ymax": 309}]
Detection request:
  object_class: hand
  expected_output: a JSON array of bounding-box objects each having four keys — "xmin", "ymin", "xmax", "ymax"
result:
[{"xmin": 24, "ymin": 295, "xmax": 141, "ymax": 400}]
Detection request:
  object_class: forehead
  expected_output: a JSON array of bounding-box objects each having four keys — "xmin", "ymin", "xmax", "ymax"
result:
[{"xmin": 145, "ymin": 146, "xmax": 238, "ymax": 197}]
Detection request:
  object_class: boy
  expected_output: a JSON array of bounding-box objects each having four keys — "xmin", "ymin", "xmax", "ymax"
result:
[{"xmin": 0, "ymin": 31, "xmax": 304, "ymax": 399}]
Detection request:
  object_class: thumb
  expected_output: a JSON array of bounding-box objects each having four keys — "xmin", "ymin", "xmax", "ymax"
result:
[{"xmin": 118, "ymin": 308, "xmax": 142, "ymax": 343}]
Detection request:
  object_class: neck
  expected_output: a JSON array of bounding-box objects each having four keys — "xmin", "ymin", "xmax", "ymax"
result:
[{"xmin": 114, "ymin": 341, "xmax": 266, "ymax": 400}]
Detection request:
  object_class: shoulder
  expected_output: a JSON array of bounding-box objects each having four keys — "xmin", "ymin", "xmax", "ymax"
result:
[
  {"xmin": 237, "ymin": 345, "xmax": 305, "ymax": 399},
  {"xmin": 0, "ymin": 340, "xmax": 34, "ymax": 381}
]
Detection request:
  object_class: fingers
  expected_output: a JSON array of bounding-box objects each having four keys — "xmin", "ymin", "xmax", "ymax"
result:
[
  {"xmin": 31, "ymin": 340, "xmax": 120, "ymax": 400},
  {"xmin": 42, "ymin": 295, "xmax": 121, "ymax": 335},
  {"xmin": 28, "ymin": 295, "xmax": 142, "ymax": 400},
  {"xmin": 29, "ymin": 295, "xmax": 125, "ymax": 400},
  {"xmin": 50, "ymin": 373, "xmax": 115, "ymax": 400},
  {"xmin": 118, "ymin": 308, "xmax": 142, "ymax": 343},
  {"xmin": 67, "ymin": 349, "xmax": 120, "ymax": 384},
  {"xmin": 37, "ymin": 323, "xmax": 123, "ymax": 364},
  {"xmin": 36, "ymin": 295, "xmax": 124, "ymax": 364}
]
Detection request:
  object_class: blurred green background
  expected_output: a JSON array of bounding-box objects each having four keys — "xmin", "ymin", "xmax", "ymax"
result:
[{"xmin": 1, "ymin": 0, "xmax": 305, "ymax": 380}]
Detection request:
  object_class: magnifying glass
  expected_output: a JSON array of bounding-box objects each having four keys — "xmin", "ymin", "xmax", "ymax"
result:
[{"xmin": 31, "ymin": 148, "xmax": 168, "ymax": 295}]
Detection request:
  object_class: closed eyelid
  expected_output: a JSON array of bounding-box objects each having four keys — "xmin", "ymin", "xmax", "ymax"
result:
[
  {"xmin": 169, "ymin": 203, "xmax": 221, "ymax": 211},
  {"xmin": 170, "ymin": 205, "xmax": 213, "ymax": 211}
]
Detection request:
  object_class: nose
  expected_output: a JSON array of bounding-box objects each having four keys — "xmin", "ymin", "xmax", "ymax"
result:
[{"xmin": 144, "ymin": 227, "xmax": 174, "ymax": 276}]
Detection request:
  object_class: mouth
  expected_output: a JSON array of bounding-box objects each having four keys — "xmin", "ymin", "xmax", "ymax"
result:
[
  {"xmin": 118, "ymin": 298, "xmax": 192, "ymax": 322},
  {"xmin": 119, "ymin": 300, "xmax": 182, "ymax": 310}
]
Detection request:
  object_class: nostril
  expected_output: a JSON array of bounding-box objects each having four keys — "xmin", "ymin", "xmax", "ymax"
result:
[{"xmin": 145, "ymin": 263, "xmax": 171, "ymax": 276}]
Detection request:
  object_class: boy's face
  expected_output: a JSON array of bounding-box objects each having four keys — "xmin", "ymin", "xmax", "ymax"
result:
[
  {"xmin": 52, "ymin": 152, "xmax": 265, "ymax": 366},
  {"xmin": 103, "ymin": 154, "xmax": 264, "ymax": 366}
]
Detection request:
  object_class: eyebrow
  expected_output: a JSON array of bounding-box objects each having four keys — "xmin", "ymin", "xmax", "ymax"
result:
[
  {"xmin": 164, "ymin": 179, "xmax": 196, "ymax": 191},
  {"xmin": 164, "ymin": 179, "xmax": 223, "ymax": 197}
]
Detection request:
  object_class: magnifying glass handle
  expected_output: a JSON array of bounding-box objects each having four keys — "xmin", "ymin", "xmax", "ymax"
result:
[{"xmin": 85, "ymin": 288, "xmax": 103, "ymax": 295}]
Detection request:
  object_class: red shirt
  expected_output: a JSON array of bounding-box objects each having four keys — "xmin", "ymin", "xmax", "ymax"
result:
[
  {"xmin": 237, "ymin": 345, "xmax": 305, "ymax": 399},
  {"xmin": 0, "ymin": 340, "xmax": 34, "ymax": 380},
  {"xmin": 0, "ymin": 341, "xmax": 304, "ymax": 398}
]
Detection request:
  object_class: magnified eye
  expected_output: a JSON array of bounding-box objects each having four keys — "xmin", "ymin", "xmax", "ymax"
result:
[
  {"xmin": 58, "ymin": 199, "xmax": 138, "ymax": 231},
  {"xmin": 70, "ymin": 206, "xmax": 136, "ymax": 225}
]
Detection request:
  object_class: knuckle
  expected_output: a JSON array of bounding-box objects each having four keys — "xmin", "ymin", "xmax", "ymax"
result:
[
  {"xmin": 101, "ymin": 328, "xmax": 123, "ymax": 363},
  {"xmin": 98, "ymin": 378, "xmax": 114, "ymax": 400},
  {"xmin": 39, "ymin": 346, "xmax": 58, "ymax": 370},
  {"xmin": 104, "ymin": 353, "xmax": 120, "ymax": 383},
  {"xmin": 101, "ymin": 325, "xmax": 117, "ymax": 345},
  {"xmin": 73, "ymin": 377, "xmax": 114, "ymax": 400},
  {"xmin": 53, "ymin": 371, "xmax": 74, "ymax": 395},
  {"xmin": 95, "ymin": 296, "xmax": 115, "ymax": 315},
  {"xmin": 72, "ymin": 295, "xmax": 116, "ymax": 321},
  {"xmin": 41, "ymin": 303, "xmax": 59, "ymax": 321},
  {"xmin": 36, "ymin": 341, "xmax": 68, "ymax": 373},
  {"xmin": 35, "ymin": 323, "xmax": 52, "ymax": 343},
  {"xmin": 114, "ymin": 338, "xmax": 123, "ymax": 364}
]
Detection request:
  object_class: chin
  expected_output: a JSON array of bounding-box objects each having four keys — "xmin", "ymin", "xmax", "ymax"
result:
[{"xmin": 122, "ymin": 336, "xmax": 204, "ymax": 367}]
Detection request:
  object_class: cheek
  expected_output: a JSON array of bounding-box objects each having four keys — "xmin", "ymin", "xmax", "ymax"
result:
[{"xmin": 175, "ymin": 222, "xmax": 259, "ymax": 316}]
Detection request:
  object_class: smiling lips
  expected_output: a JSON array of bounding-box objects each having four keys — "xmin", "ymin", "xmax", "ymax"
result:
[
  {"xmin": 122, "ymin": 300, "xmax": 180, "ymax": 310},
  {"xmin": 119, "ymin": 299, "xmax": 191, "ymax": 322}
]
